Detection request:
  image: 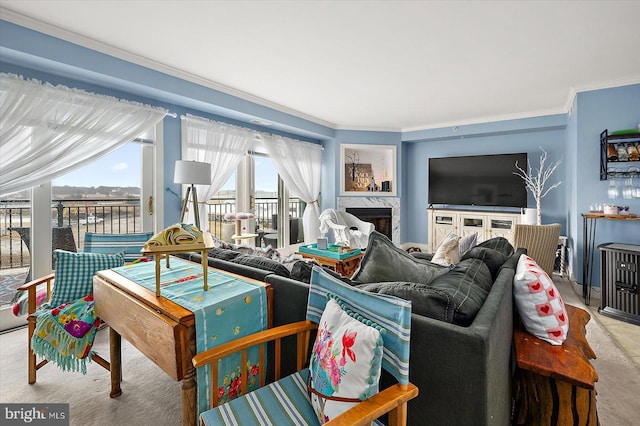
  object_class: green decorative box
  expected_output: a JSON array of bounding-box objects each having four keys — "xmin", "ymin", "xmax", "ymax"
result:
[{"xmin": 299, "ymin": 243, "xmax": 361, "ymax": 260}]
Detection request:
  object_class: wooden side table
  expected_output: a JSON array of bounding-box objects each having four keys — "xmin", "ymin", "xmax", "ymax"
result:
[
  {"xmin": 296, "ymin": 251, "xmax": 364, "ymax": 277},
  {"xmin": 513, "ymin": 305, "xmax": 599, "ymax": 426}
]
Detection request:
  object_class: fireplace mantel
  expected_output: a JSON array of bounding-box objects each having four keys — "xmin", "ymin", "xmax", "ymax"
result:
[{"xmin": 338, "ymin": 197, "xmax": 400, "ymax": 243}]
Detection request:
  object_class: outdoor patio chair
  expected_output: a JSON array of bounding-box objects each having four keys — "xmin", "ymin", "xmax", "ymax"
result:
[
  {"xmin": 193, "ymin": 266, "xmax": 418, "ymax": 425},
  {"xmin": 8, "ymin": 226, "xmax": 77, "ymax": 282}
]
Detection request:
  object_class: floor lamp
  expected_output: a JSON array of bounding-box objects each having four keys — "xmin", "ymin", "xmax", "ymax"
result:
[{"xmin": 174, "ymin": 160, "xmax": 211, "ymax": 230}]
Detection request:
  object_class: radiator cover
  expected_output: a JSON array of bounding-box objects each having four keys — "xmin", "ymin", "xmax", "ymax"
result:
[{"xmin": 598, "ymin": 243, "xmax": 640, "ymax": 326}]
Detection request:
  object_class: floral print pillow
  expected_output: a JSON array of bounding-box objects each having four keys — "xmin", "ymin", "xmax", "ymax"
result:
[{"xmin": 308, "ymin": 297, "xmax": 384, "ymax": 424}]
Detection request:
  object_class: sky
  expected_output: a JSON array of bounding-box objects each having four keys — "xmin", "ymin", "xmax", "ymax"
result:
[
  {"xmin": 53, "ymin": 143, "xmax": 278, "ymax": 192},
  {"xmin": 53, "ymin": 143, "xmax": 141, "ymax": 188}
]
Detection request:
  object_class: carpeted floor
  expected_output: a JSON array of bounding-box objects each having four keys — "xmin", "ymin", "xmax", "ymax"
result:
[
  {"xmin": 0, "ymin": 328, "xmax": 181, "ymax": 425},
  {"xmin": 554, "ymin": 278, "xmax": 640, "ymax": 426}
]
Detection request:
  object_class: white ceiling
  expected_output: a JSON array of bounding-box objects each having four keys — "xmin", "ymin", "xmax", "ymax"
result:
[{"xmin": 2, "ymin": 1, "xmax": 639, "ymax": 132}]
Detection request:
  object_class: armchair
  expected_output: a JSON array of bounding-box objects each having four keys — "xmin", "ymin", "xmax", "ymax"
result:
[
  {"xmin": 18, "ymin": 232, "xmax": 152, "ymax": 384},
  {"xmin": 193, "ymin": 266, "xmax": 418, "ymax": 425},
  {"xmin": 319, "ymin": 208, "xmax": 375, "ymax": 249}
]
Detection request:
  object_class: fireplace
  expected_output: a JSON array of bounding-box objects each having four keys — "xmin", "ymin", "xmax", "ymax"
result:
[
  {"xmin": 346, "ymin": 208, "xmax": 392, "ymax": 240},
  {"xmin": 338, "ymin": 197, "xmax": 400, "ymax": 243}
]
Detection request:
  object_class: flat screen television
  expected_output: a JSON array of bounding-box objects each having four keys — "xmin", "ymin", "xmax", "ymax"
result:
[{"xmin": 428, "ymin": 153, "xmax": 528, "ymax": 208}]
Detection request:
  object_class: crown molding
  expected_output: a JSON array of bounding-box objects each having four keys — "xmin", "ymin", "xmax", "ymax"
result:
[
  {"xmin": 564, "ymin": 75, "xmax": 640, "ymax": 116},
  {"xmin": 401, "ymin": 107, "xmax": 568, "ymax": 133},
  {"xmin": 0, "ymin": 7, "xmax": 336, "ymax": 130}
]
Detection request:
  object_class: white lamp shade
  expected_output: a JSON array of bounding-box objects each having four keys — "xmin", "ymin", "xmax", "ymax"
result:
[{"xmin": 174, "ymin": 160, "xmax": 211, "ymax": 185}]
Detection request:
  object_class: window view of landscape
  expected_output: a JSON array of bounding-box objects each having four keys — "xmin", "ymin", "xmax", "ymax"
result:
[{"xmin": 0, "ymin": 145, "xmax": 304, "ymax": 275}]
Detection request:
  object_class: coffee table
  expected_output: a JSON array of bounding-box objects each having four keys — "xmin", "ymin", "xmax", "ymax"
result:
[{"xmin": 295, "ymin": 249, "xmax": 363, "ymax": 277}]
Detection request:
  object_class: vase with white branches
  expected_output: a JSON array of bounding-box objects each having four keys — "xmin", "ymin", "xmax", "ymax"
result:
[{"xmin": 514, "ymin": 148, "xmax": 562, "ymax": 225}]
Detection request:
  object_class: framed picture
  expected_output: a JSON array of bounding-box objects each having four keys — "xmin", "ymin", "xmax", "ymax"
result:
[{"xmin": 340, "ymin": 144, "xmax": 397, "ymax": 196}]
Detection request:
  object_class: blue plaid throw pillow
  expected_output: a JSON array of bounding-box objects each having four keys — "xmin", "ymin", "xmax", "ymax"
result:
[{"xmin": 46, "ymin": 249, "xmax": 125, "ymax": 308}]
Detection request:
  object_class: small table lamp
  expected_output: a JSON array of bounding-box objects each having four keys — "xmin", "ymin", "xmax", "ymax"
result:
[{"xmin": 174, "ymin": 160, "xmax": 211, "ymax": 229}]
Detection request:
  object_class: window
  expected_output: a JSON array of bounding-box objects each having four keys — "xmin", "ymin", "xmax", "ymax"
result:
[
  {"xmin": 207, "ymin": 142, "xmax": 304, "ymax": 248},
  {"xmin": 2, "ymin": 127, "xmax": 160, "ymax": 279}
]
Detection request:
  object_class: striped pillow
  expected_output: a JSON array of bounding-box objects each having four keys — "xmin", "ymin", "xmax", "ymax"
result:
[{"xmin": 46, "ymin": 249, "xmax": 125, "ymax": 308}]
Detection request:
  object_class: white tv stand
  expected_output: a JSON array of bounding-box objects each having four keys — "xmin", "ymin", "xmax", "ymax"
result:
[{"xmin": 427, "ymin": 207, "xmax": 521, "ymax": 253}]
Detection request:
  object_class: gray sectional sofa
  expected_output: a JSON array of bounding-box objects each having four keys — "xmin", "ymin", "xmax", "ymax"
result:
[{"xmin": 177, "ymin": 233, "xmax": 523, "ymax": 425}]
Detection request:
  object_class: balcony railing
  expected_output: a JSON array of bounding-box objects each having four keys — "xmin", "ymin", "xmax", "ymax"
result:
[{"xmin": 0, "ymin": 197, "xmax": 304, "ymax": 270}]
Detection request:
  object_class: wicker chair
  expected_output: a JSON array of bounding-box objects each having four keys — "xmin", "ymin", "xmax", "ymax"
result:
[
  {"xmin": 513, "ymin": 223, "xmax": 561, "ymax": 276},
  {"xmin": 8, "ymin": 226, "xmax": 77, "ymax": 282}
]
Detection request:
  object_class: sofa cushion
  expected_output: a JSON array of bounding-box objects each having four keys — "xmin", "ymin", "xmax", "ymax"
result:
[
  {"xmin": 409, "ymin": 252, "xmax": 434, "ymax": 261},
  {"xmin": 476, "ymin": 237, "xmax": 514, "ymax": 257},
  {"xmin": 231, "ymin": 254, "xmax": 290, "ymax": 277},
  {"xmin": 458, "ymin": 232, "xmax": 478, "ymax": 255},
  {"xmin": 431, "ymin": 233, "xmax": 461, "ymax": 266},
  {"xmin": 359, "ymin": 258, "xmax": 490, "ymax": 326},
  {"xmin": 461, "ymin": 247, "xmax": 508, "ymax": 281},
  {"xmin": 513, "ymin": 254, "xmax": 569, "ymax": 345},
  {"xmin": 207, "ymin": 247, "xmax": 241, "ymax": 261},
  {"xmin": 353, "ymin": 231, "xmax": 448, "ymax": 285},
  {"xmin": 290, "ymin": 260, "xmax": 357, "ymax": 285}
]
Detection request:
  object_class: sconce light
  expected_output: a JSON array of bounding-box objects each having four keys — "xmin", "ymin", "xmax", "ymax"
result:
[{"xmin": 174, "ymin": 160, "xmax": 211, "ymax": 229}]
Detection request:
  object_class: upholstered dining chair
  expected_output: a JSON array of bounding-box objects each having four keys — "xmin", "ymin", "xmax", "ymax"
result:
[
  {"xmin": 193, "ymin": 266, "xmax": 418, "ymax": 425},
  {"xmin": 82, "ymin": 232, "xmax": 154, "ymax": 262},
  {"xmin": 513, "ymin": 223, "xmax": 561, "ymax": 276},
  {"xmin": 18, "ymin": 232, "xmax": 152, "ymax": 384}
]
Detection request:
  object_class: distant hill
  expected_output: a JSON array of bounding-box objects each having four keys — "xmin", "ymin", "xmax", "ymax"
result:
[{"xmin": 52, "ymin": 185, "xmax": 141, "ymax": 198}]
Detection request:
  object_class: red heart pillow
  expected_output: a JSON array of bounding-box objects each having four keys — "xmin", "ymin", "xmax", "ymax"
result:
[{"xmin": 513, "ymin": 254, "xmax": 569, "ymax": 345}]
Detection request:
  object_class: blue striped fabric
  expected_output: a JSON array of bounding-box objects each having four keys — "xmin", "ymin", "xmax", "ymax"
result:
[
  {"xmin": 82, "ymin": 232, "xmax": 153, "ymax": 262},
  {"xmin": 307, "ymin": 266, "xmax": 412, "ymax": 385},
  {"xmin": 46, "ymin": 249, "xmax": 125, "ymax": 308},
  {"xmin": 198, "ymin": 266, "xmax": 412, "ymax": 426},
  {"xmin": 199, "ymin": 369, "xmax": 318, "ymax": 426}
]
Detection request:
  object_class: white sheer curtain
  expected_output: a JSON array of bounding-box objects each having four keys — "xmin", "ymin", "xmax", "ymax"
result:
[
  {"xmin": 0, "ymin": 73, "xmax": 169, "ymax": 196},
  {"xmin": 180, "ymin": 114, "xmax": 254, "ymax": 230},
  {"xmin": 262, "ymin": 134, "xmax": 323, "ymax": 244}
]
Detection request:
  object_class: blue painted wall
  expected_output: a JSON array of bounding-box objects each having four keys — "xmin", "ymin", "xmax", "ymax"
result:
[
  {"xmin": 403, "ymin": 117, "xmax": 568, "ymax": 244},
  {"xmin": 572, "ymin": 84, "xmax": 640, "ymax": 287}
]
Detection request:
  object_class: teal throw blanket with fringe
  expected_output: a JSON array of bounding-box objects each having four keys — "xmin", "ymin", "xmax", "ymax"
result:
[{"xmin": 31, "ymin": 294, "xmax": 100, "ymax": 374}]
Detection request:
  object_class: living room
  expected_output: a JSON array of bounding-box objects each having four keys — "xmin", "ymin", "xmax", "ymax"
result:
[{"xmin": 1, "ymin": 2, "xmax": 639, "ymax": 425}]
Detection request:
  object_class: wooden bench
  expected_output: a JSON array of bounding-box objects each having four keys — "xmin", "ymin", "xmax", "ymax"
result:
[{"xmin": 513, "ymin": 304, "xmax": 599, "ymax": 425}]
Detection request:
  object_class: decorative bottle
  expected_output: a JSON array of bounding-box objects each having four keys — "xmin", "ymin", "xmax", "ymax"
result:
[
  {"xmin": 626, "ymin": 142, "xmax": 640, "ymax": 161},
  {"xmin": 616, "ymin": 144, "xmax": 629, "ymax": 161}
]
